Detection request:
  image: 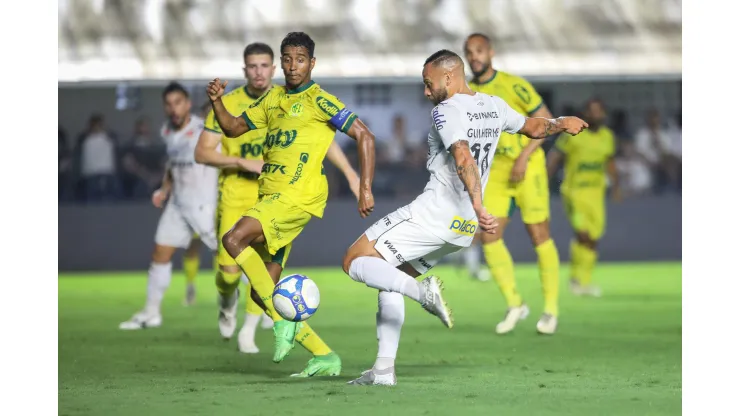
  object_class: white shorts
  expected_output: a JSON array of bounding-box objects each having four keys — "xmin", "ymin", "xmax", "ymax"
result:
[
  {"xmin": 364, "ymin": 204, "xmax": 463, "ymax": 275},
  {"xmin": 154, "ymin": 202, "xmax": 218, "ymax": 250}
]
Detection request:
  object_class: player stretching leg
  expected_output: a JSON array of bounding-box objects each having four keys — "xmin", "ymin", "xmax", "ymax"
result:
[
  {"xmin": 547, "ymin": 98, "xmax": 621, "ymax": 298},
  {"xmin": 119, "ymin": 83, "xmax": 261, "ymax": 330},
  {"xmin": 196, "ymin": 42, "xmax": 363, "ymax": 354},
  {"xmin": 463, "ymin": 33, "xmax": 563, "ymax": 335},
  {"xmin": 207, "ymin": 32, "xmax": 376, "ymax": 375},
  {"xmin": 342, "ymin": 50, "xmax": 588, "ymax": 385},
  {"xmin": 182, "ymin": 237, "xmax": 201, "ymax": 306}
]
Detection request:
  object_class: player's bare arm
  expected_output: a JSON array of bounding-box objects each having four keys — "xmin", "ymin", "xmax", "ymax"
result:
[
  {"xmin": 345, "ymin": 118, "xmax": 376, "ymax": 218},
  {"xmin": 546, "ymin": 149, "xmax": 565, "ymax": 179},
  {"xmin": 511, "ymin": 105, "xmax": 554, "ymax": 183},
  {"xmin": 206, "ymin": 79, "xmax": 250, "ymax": 137},
  {"xmin": 449, "ymin": 140, "xmax": 496, "ymax": 233},
  {"xmin": 152, "ymin": 163, "xmax": 173, "ymax": 208},
  {"xmin": 607, "ymin": 157, "xmax": 622, "ymax": 202},
  {"xmin": 519, "ymin": 116, "xmax": 588, "ymax": 140},
  {"xmin": 194, "ymin": 129, "xmax": 263, "ymax": 174},
  {"xmin": 325, "ymin": 141, "xmax": 361, "ymax": 201}
]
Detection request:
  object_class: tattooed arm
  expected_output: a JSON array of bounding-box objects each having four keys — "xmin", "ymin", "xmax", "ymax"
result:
[
  {"xmin": 518, "ymin": 116, "xmax": 589, "ymax": 140},
  {"xmin": 450, "ymin": 140, "xmax": 484, "ymax": 211}
]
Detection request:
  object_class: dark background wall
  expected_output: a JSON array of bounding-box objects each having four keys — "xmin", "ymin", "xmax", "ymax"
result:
[{"xmin": 58, "ymin": 195, "xmax": 681, "ymax": 271}]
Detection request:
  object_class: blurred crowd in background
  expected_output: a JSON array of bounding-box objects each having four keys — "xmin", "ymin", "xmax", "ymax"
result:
[{"xmin": 58, "ymin": 100, "xmax": 681, "ymax": 204}]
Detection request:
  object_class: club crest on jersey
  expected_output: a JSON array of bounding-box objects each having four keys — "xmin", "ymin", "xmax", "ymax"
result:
[
  {"xmin": 289, "ymin": 102, "xmax": 304, "ymax": 117},
  {"xmin": 449, "ymin": 216, "xmax": 477, "ymax": 236}
]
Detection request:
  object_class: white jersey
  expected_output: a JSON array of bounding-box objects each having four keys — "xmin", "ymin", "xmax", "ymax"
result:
[
  {"xmin": 410, "ymin": 92, "xmax": 525, "ymax": 246},
  {"xmin": 160, "ymin": 115, "xmax": 218, "ymax": 207}
]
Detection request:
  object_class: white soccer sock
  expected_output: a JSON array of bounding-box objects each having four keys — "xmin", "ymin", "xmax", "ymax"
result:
[
  {"xmin": 241, "ymin": 312, "xmax": 260, "ymax": 342},
  {"xmin": 463, "ymin": 245, "xmax": 481, "ymax": 275},
  {"xmin": 374, "ymin": 291, "xmax": 404, "ymax": 371},
  {"xmin": 145, "ymin": 262, "xmax": 173, "ymax": 314},
  {"xmin": 348, "ymin": 256, "xmax": 424, "ymax": 304}
]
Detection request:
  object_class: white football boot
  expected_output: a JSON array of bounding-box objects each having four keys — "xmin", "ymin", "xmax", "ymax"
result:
[
  {"xmin": 419, "ymin": 276, "xmax": 454, "ymax": 328},
  {"xmin": 119, "ymin": 310, "xmax": 162, "ymax": 330},
  {"xmin": 536, "ymin": 313, "xmax": 558, "ymax": 335},
  {"xmin": 237, "ymin": 324, "xmax": 259, "ymax": 354},
  {"xmin": 569, "ymin": 279, "xmax": 602, "ymax": 298},
  {"xmin": 218, "ymin": 289, "xmax": 239, "ymax": 339},
  {"xmin": 347, "ymin": 367, "xmax": 397, "ymax": 386},
  {"xmin": 495, "ymin": 304, "xmax": 530, "ymax": 334}
]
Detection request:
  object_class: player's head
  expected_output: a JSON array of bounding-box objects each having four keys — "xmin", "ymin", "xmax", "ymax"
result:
[
  {"xmin": 422, "ymin": 49, "xmax": 466, "ymax": 105},
  {"xmin": 280, "ymin": 32, "xmax": 316, "ymax": 89},
  {"xmin": 463, "ymin": 33, "xmax": 494, "ymax": 78},
  {"xmin": 243, "ymin": 42, "xmax": 276, "ymax": 91},
  {"xmin": 162, "ymin": 82, "xmax": 192, "ymax": 128},
  {"xmin": 583, "ymin": 98, "xmax": 606, "ymax": 128}
]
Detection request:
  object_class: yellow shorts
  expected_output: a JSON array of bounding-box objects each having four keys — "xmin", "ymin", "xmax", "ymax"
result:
[
  {"xmin": 244, "ymin": 193, "xmax": 312, "ymax": 259},
  {"xmin": 562, "ymin": 190, "xmax": 607, "ymax": 240},
  {"xmin": 217, "ymin": 201, "xmax": 292, "ymax": 269},
  {"xmin": 484, "ymin": 162, "xmax": 550, "ymax": 224}
]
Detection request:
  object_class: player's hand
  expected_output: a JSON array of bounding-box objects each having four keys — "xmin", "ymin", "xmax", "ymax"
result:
[
  {"xmin": 151, "ymin": 188, "xmax": 169, "ymax": 208},
  {"xmin": 358, "ymin": 189, "xmax": 375, "ymax": 218},
  {"xmin": 348, "ymin": 174, "xmax": 361, "ymax": 201},
  {"xmin": 559, "ymin": 116, "xmax": 589, "ymax": 135},
  {"xmin": 510, "ymin": 157, "xmax": 528, "ymax": 183},
  {"xmin": 612, "ymin": 187, "xmax": 623, "ymax": 203},
  {"xmin": 476, "ymin": 207, "xmax": 497, "ymax": 234},
  {"xmin": 206, "ymin": 78, "xmax": 228, "ymax": 102}
]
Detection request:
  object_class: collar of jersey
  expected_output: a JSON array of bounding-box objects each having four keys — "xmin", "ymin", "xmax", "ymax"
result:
[
  {"xmin": 472, "ymin": 70, "xmax": 498, "ymax": 85},
  {"xmin": 285, "ymin": 80, "xmax": 316, "ymax": 95},
  {"xmin": 243, "ymin": 84, "xmax": 273, "ymax": 100}
]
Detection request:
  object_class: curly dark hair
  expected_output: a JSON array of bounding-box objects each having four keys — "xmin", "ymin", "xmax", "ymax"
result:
[{"xmin": 280, "ymin": 32, "xmax": 315, "ymax": 58}]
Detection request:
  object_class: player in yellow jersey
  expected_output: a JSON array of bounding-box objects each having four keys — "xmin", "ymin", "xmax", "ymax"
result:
[
  {"xmin": 195, "ymin": 42, "xmax": 363, "ymax": 359},
  {"xmin": 206, "ymin": 32, "xmax": 376, "ymax": 375},
  {"xmin": 181, "ymin": 238, "xmax": 201, "ymax": 306},
  {"xmin": 547, "ymin": 98, "xmax": 621, "ymax": 298},
  {"xmin": 463, "ymin": 33, "xmax": 561, "ymax": 335}
]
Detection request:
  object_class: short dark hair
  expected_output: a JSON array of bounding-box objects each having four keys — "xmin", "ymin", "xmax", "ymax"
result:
[
  {"xmin": 424, "ymin": 49, "xmax": 462, "ymax": 67},
  {"xmin": 281, "ymin": 32, "xmax": 315, "ymax": 58},
  {"xmin": 243, "ymin": 42, "xmax": 274, "ymax": 61},
  {"xmin": 466, "ymin": 33, "xmax": 491, "ymax": 46},
  {"xmin": 162, "ymin": 82, "xmax": 189, "ymax": 100}
]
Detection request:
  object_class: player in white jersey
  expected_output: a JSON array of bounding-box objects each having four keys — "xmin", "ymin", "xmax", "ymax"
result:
[
  {"xmin": 341, "ymin": 50, "xmax": 588, "ymax": 385},
  {"xmin": 119, "ymin": 82, "xmax": 262, "ymax": 330}
]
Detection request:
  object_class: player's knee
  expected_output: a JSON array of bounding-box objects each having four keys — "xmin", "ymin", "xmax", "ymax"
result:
[
  {"xmin": 527, "ymin": 221, "xmax": 551, "ymax": 246},
  {"xmin": 221, "ymin": 230, "xmax": 242, "ymax": 258},
  {"xmin": 152, "ymin": 244, "xmax": 176, "ymax": 263},
  {"xmin": 342, "ymin": 250, "xmax": 357, "ymax": 275}
]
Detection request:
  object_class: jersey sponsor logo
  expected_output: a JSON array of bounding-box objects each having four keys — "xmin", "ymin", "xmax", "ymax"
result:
[
  {"xmin": 449, "ymin": 216, "xmax": 478, "ymax": 236},
  {"xmin": 289, "ymin": 153, "xmax": 310, "ymax": 185},
  {"xmin": 383, "ymin": 240, "xmax": 405, "ymax": 263},
  {"xmin": 577, "ymin": 161, "xmax": 605, "ymax": 172},
  {"xmin": 467, "ymin": 111, "xmax": 498, "ymax": 121},
  {"xmin": 264, "ymin": 129, "xmax": 297, "ymax": 149},
  {"xmin": 262, "ymin": 163, "xmax": 287, "ymax": 175},
  {"xmin": 432, "ymin": 107, "xmax": 446, "ymax": 131},
  {"xmin": 383, "ymin": 216, "xmax": 391, "ymax": 226},
  {"xmin": 513, "ymin": 84, "xmax": 532, "ymax": 104},
  {"xmin": 289, "ymin": 102, "xmax": 304, "ymax": 117},
  {"xmin": 466, "ymin": 128, "xmax": 499, "ymax": 138},
  {"xmin": 240, "ymin": 143, "xmax": 263, "ymax": 158},
  {"xmin": 417, "ymin": 257, "xmax": 433, "ymax": 271},
  {"xmin": 316, "ymin": 96, "xmax": 341, "ymax": 117},
  {"xmin": 170, "ymin": 160, "xmax": 195, "ymax": 167}
]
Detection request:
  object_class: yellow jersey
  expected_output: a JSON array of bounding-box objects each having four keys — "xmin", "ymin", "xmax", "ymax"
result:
[
  {"xmin": 204, "ymin": 84, "xmax": 270, "ymax": 208},
  {"xmin": 555, "ymin": 126, "xmax": 615, "ymax": 194},
  {"xmin": 468, "ymin": 70, "xmax": 545, "ymax": 171},
  {"xmin": 240, "ymin": 81, "xmax": 357, "ymax": 218}
]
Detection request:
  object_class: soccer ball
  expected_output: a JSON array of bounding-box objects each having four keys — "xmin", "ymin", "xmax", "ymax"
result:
[{"xmin": 272, "ymin": 274, "xmax": 320, "ymax": 322}]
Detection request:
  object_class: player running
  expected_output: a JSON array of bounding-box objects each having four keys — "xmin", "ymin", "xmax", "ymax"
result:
[
  {"xmin": 195, "ymin": 42, "xmax": 363, "ymax": 354},
  {"xmin": 119, "ymin": 82, "xmax": 263, "ymax": 330},
  {"xmin": 547, "ymin": 98, "xmax": 621, "ymax": 298},
  {"xmin": 206, "ymin": 32, "xmax": 376, "ymax": 376},
  {"xmin": 341, "ymin": 50, "xmax": 587, "ymax": 386},
  {"xmin": 181, "ymin": 237, "xmax": 201, "ymax": 306},
  {"xmin": 461, "ymin": 33, "xmax": 563, "ymax": 335}
]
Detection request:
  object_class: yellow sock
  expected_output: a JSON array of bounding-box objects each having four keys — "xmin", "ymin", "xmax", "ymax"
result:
[
  {"xmin": 570, "ymin": 240, "xmax": 585, "ymax": 283},
  {"xmin": 244, "ymin": 280, "xmax": 263, "ymax": 315},
  {"xmin": 535, "ymin": 239, "xmax": 560, "ymax": 317},
  {"xmin": 483, "ymin": 240, "xmax": 522, "ymax": 308},
  {"xmin": 295, "ymin": 323, "xmax": 332, "ymax": 356},
  {"xmin": 578, "ymin": 243, "xmax": 598, "ymax": 286},
  {"xmin": 183, "ymin": 255, "xmax": 200, "ymax": 284},
  {"xmin": 234, "ymin": 248, "xmax": 282, "ymax": 322},
  {"xmin": 215, "ymin": 269, "xmax": 241, "ymax": 296}
]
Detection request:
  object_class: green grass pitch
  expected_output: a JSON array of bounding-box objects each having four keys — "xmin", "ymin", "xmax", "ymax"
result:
[{"xmin": 59, "ymin": 263, "xmax": 681, "ymax": 416}]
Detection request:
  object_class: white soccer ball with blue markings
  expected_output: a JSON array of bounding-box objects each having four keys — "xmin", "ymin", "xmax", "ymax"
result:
[{"xmin": 272, "ymin": 274, "xmax": 320, "ymax": 322}]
